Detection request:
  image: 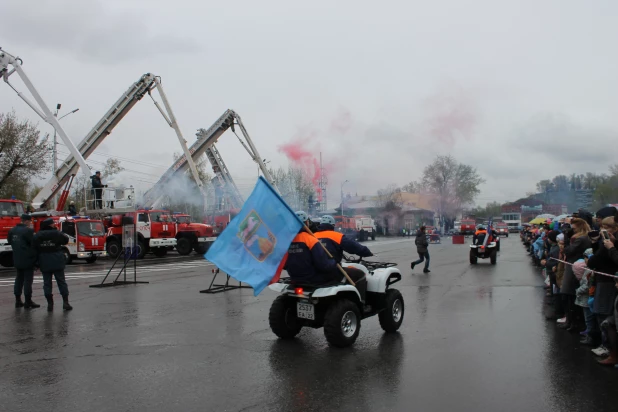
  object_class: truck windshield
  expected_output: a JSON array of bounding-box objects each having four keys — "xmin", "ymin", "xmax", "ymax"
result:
[
  {"xmin": 0, "ymin": 202, "xmax": 24, "ymax": 217},
  {"xmin": 77, "ymin": 222, "xmax": 105, "ymax": 237}
]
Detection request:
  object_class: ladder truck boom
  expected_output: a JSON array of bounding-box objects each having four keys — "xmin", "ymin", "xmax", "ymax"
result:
[
  {"xmin": 205, "ymin": 144, "xmax": 244, "ymax": 209},
  {"xmin": 0, "ymin": 48, "xmax": 202, "ymax": 211},
  {"xmin": 33, "ymin": 73, "xmax": 158, "ymax": 208},
  {"xmin": 0, "ymin": 48, "xmax": 91, "ymax": 194},
  {"xmin": 142, "ymin": 110, "xmax": 276, "ymax": 209}
]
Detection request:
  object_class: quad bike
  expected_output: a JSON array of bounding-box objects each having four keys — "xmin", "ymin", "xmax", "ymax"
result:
[
  {"xmin": 428, "ymin": 233, "xmax": 441, "ymax": 244},
  {"xmin": 470, "ymin": 241, "xmax": 498, "ymax": 265},
  {"xmin": 268, "ymin": 255, "xmax": 404, "ymax": 348}
]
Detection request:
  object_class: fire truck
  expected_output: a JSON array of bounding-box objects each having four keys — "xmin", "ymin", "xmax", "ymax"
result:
[
  {"xmin": 31, "ymin": 214, "xmax": 107, "ymax": 264},
  {"xmin": 104, "ymin": 210, "xmax": 177, "ymax": 259},
  {"xmin": 2, "ymin": 48, "xmax": 275, "ymax": 261},
  {"xmin": 0, "ymin": 199, "xmax": 26, "ymax": 267},
  {"xmin": 460, "ymin": 218, "xmax": 476, "ymax": 235},
  {"xmin": 172, "ymin": 213, "xmax": 216, "ymax": 255},
  {"xmin": 334, "ymin": 215, "xmax": 376, "ymax": 241}
]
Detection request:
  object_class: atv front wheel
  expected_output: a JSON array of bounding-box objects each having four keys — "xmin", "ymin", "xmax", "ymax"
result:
[
  {"xmin": 269, "ymin": 296, "xmax": 302, "ymax": 339},
  {"xmin": 324, "ymin": 299, "xmax": 361, "ymax": 347},
  {"xmin": 379, "ymin": 289, "xmax": 404, "ymax": 333}
]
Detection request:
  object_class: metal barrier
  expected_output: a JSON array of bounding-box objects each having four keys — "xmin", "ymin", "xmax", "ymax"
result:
[{"xmin": 84, "ymin": 186, "xmax": 136, "ymax": 213}]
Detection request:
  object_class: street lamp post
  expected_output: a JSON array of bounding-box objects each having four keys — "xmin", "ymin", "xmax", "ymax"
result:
[
  {"xmin": 52, "ymin": 104, "xmax": 80, "ymax": 174},
  {"xmin": 52, "ymin": 103, "xmax": 79, "ymax": 209},
  {"xmin": 341, "ymin": 180, "xmax": 349, "ymax": 217}
]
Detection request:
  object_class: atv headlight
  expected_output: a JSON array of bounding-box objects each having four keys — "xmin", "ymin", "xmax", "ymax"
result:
[{"xmin": 78, "ymin": 242, "xmax": 85, "ymax": 252}]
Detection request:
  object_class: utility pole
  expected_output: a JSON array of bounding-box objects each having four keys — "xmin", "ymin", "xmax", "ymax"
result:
[
  {"xmin": 51, "ymin": 103, "xmax": 79, "ymax": 209},
  {"xmin": 319, "ymin": 152, "xmax": 327, "ymax": 212},
  {"xmin": 341, "ymin": 180, "xmax": 348, "ymax": 217}
]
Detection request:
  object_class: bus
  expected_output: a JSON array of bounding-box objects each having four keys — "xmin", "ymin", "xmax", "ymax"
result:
[{"xmin": 502, "ymin": 212, "xmax": 522, "ymax": 232}]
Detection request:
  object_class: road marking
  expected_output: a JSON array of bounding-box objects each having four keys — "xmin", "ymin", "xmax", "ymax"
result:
[{"xmin": 0, "ymin": 261, "xmax": 216, "ymax": 286}]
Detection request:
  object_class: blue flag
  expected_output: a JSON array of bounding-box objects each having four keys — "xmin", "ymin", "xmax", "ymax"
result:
[{"xmin": 205, "ymin": 177, "xmax": 303, "ymax": 296}]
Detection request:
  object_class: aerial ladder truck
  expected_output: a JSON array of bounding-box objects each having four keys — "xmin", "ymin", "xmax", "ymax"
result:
[
  {"xmin": 138, "ymin": 109, "xmax": 276, "ymax": 252},
  {"xmin": 0, "ymin": 47, "xmax": 204, "ymax": 260}
]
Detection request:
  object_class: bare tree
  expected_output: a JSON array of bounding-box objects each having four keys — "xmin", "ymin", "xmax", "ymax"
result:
[
  {"xmin": 0, "ymin": 112, "xmax": 49, "ymax": 197},
  {"xmin": 375, "ymin": 184, "xmax": 403, "ymax": 211},
  {"xmin": 420, "ymin": 155, "xmax": 484, "ymax": 218}
]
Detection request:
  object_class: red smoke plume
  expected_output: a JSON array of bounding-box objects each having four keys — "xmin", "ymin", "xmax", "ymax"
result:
[{"xmin": 278, "ymin": 140, "xmax": 324, "ymax": 201}]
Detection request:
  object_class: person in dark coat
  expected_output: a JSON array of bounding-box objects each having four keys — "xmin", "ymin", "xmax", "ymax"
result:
[
  {"xmin": 33, "ymin": 218, "xmax": 72, "ymax": 311},
  {"xmin": 7, "ymin": 214, "xmax": 40, "ymax": 309},
  {"xmin": 411, "ymin": 226, "xmax": 430, "ymax": 273},
  {"xmin": 91, "ymin": 171, "xmax": 103, "ymax": 209},
  {"xmin": 541, "ymin": 231, "xmax": 562, "ymax": 318},
  {"xmin": 591, "ymin": 216, "xmax": 618, "ymax": 365},
  {"xmin": 68, "ymin": 201, "xmax": 77, "ymax": 216},
  {"xmin": 560, "ymin": 218, "xmax": 592, "ymax": 330}
]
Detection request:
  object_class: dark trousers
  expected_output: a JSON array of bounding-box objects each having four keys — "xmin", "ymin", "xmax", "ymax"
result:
[
  {"xmin": 94, "ymin": 188, "xmax": 103, "ymax": 209},
  {"xmin": 14, "ymin": 269, "xmax": 34, "ymax": 298},
  {"xmin": 343, "ymin": 267, "xmax": 367, "ymax": 301},
  {"xmin": 413, "ymin": 251, "xmax": 430, "ymax": 270},
  {"xmin": 42, "ymin": 270, "xmax": 69, "ymax": 297}
]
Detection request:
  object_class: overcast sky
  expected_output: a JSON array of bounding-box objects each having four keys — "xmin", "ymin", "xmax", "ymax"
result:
[{"xmin": 2, "ymin": 0, "xmax": 618, "ymax": 207}]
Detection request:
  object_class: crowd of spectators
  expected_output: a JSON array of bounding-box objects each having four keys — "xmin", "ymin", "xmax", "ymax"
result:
[{"xmin": 521, "ymin": 207, "xmax": 618, "ymax": 367}]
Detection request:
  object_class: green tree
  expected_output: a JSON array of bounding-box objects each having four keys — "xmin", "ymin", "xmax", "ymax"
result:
[
  {"xmin": 536, "ymin": 179, "xmax": 551, "ymax": 193},
  {"xmin": 0, "ymin": 112, "xmax": 50, "ymax": 198}
]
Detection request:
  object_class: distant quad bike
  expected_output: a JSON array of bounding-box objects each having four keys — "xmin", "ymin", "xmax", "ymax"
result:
[
  {"xmin": 470, "ymin": 241, "xmax": 498, "ymax": 265},
  {"xmin": 428, "ymin": 233, "xmax": 441, "ymax": 244},
  {"xmin": 268, "ymin": 256, "xmax": 404, "ymax": 348}
]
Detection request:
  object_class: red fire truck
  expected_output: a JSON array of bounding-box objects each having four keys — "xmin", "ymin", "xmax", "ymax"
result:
[
  {"xmin": 0, "ymin": 199, "xmax": 26, "ymax": 267},
  {"xmin": 172, "ymin": 213, "xmax": 217, "ymax": 255},
  {"xmin": 31, "ymin": 214, "xmax": 107, "ymax": 264},
  {"xmin": 104, "ymin": 209, "xmax": 177, "ymax": 259}
]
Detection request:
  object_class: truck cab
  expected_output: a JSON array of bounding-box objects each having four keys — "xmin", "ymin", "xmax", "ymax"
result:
[
  {"xmin": 173, "ymin": 213, "xmax": 217, "ymax": 255},
  {"xmin": 30, "ymin": 215, "xmax": 107, "ymax": 264},
  {"xmin": 0, "ymin": 199, "xmax": 25, "ymax": 267},
  {"xmin": 105, "ymin": 209, "xmax": 177, "ymax": 259}
]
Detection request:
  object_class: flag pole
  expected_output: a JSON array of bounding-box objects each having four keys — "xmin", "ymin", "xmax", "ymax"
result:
[{"xmin": 303, "ymin": 224, "xmax": 356, "ymax": 286}]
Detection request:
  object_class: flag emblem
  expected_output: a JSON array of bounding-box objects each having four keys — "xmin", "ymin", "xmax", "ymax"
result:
[{"xmin": 237, "ymin": 210, "xmax": 276, "ymax": 261}]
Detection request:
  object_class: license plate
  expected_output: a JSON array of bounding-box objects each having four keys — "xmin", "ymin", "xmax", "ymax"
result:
[{"xmin": 297, "ymin": 302, "xmax": 315, "ymax": 320}]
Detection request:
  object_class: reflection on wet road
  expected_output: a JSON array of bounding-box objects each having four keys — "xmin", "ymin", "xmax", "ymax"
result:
[{"xmin": 0, "ymin": 237, "xmax": 617, "ymax": 411}]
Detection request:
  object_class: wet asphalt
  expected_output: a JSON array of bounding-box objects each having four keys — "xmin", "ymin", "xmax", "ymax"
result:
[{"xmin": 1, "ymin": 237, "xmax": 617, "ymax": 412}]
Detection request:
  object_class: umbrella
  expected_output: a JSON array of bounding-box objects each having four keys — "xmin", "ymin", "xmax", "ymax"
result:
[
  {"xmin": 529, "ymin": 217, "xmax": 548, "ymax": 225},
  {"xmin": 552, "ymin": 214, "xmax": 569, "ymax": 222},
  {"xmin": 535, "ymin": 214, "xmax": 556, "ymax": 220}
]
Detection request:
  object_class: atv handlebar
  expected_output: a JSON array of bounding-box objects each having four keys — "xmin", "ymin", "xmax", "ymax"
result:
[{"xmin": 342, "ymin": 254, "xmax": 397, "ymax": 269}]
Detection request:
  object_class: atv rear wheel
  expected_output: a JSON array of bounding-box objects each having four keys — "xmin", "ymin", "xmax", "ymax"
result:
[
  {"xmin": 469, "ymin": 249, "xmax": 478, "ymax": 265},
  {"xmin": 176, "ymin": 237, "xmax": 192, "ymax": 255},
  {"xmin": 324, "ymin": 299, "xmax": 361, "ymax": 348},
  {"xmin": 490, "ymin": 250, "xmax": 497, "ymax": 265},
  {"xmin": 269, "ymin": 296, "xmax": 302, "ymax": 339},
  {"xmin": 379, "ymin": 289, "xmax": 404, "ymax": 333}
]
